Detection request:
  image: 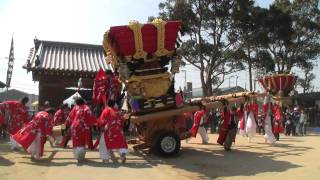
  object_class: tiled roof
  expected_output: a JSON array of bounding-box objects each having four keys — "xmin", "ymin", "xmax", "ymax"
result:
[{"xmin": 24, "ymin": 39, "xmax": 112, "ymax": 73}]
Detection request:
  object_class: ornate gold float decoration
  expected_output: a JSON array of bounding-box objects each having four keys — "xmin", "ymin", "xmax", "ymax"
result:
[
  {"xmin": 152, "ymin": 19, "xmax": 171, "ymax": 57},
  {"xmin": 128, "ymin": 20, "xmax": 147, "ymax": 60},
  {"xmin": 127, "ymin": 72, "xmax": 171, "ymax": 98},
  {"xmin": 259, "ymin": 73, "xmax": 297, "ymax": 106}
]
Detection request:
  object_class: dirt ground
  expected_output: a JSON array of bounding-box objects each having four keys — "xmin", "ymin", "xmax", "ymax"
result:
[{"xmin": 1, "ymin": 133, "xmax": 320, "ymax": 180}]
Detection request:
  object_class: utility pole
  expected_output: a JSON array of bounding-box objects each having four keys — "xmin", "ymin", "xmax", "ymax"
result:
[
  {"xmin": 181, "ymin": 70, "xmax": 187, "ymax": 97},
  {"xmin": 181, "ymin": 70, "xmax": 187, "ymax": 90},
  {"xmin": 235, "ymin": 75, "xmax": 239, "ymax": 87}
]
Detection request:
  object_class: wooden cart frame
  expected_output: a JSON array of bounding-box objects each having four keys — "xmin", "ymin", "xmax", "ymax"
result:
[{"xmin": 129, "ymin": 93, "xmax": 263, "ymax": 156}]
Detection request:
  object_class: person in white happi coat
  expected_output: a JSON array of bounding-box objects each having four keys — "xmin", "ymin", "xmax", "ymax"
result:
[{"xmin": 262, "ymin": 96, "xmax": 276, "ymax": 145}]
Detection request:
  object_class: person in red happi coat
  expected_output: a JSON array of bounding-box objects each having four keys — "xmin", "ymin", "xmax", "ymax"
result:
[
  {"xmin": 98, "ymin": 100, "xmax": 128, "ymax": 164},
  {"xmin": 250, "ymin": 99, "xmax": 259, "ymax": 124},
  {"xmin": 53, "ymin": 104, "xmax": 69, "ymax": 126},
  {"xmin": 0, "ymin": 97, "xmax": 29, "ymax": 150},
  {"xmin": 190, "ymin": 105, "xmax": 209, "ymax": 144},
  {"xmin": 217, "ymin": 105, "xmax": 238, "ymax": 151},
  {"xmin": 0, "ymin": 112, "xmax": 4, "ymax": 126},
  {"xmin": 65, "ymin": 97, "xmax": 96, "ymax": 163},
  {"xmin": 273, "ymin": 103, "xmax": 284, "ymax": 141},
  {"xmin": 0, "ymin": 109, "xmax": 5, "ymax": 137},
  {"xmin": 238, "ymin": 104, "xmax": 246, "ymax": 136},
  {"xmin": 13, "ymin": 108, "xmax": 55, "ymax": 160},
  {"xmin": 52, "ymin": 104, "xmax": 70, "ymax": 145},
  {"xmin": 108, "ymin": 72, "xmax": 123, "ymax": 107},
  {"xmin": 92, "ymin": 69, "xmax": 108, "ymax": 107}
]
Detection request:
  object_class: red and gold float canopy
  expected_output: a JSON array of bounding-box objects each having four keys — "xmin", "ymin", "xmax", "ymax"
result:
[
  {"xmin": 258, "ymin": 74, "xmax": 297, "ymax": 97},
  {"xmin": 103, "ymin": 19, "xmax": 181, "ymax": 62}
]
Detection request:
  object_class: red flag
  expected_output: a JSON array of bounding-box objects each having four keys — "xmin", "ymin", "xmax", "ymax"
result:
[{"xmin": 92, "ymin": 69, "xmax": 107, "ymax": 105}]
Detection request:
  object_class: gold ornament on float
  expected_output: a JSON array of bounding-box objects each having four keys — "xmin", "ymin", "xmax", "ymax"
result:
[
  {"xmin": 128, "ymin": 20, "xmax": 147, "ymax": 60},
  {"xmin": 152, "ymin": 19, "xmax": 171, "ymax": 57}
]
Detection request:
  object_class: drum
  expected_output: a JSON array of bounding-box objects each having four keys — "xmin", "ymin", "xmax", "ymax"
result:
[{"xmin": 52, "ymin": 125, "xmax": 65, "ymax": 138}]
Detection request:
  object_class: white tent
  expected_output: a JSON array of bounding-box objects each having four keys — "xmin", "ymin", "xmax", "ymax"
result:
[{"xmin": 63, "ymin": 92, "xmax": 82, "ymax": 107}]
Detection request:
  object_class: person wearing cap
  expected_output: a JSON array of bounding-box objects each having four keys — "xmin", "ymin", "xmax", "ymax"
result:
[
  {"xmin": 97, "ymin": 100, "xmax": 128, "ymax": 164},
  {"xmin": 65, "ymin": 97, "xmax": 96, "ymax": 163},
  {"xmin": 37, "ymin": 100, "xmax": 51, "ymax": 111},
  {"xmin": 0, "ymin": 96, "xmax": 29, "ymax": 150},
  {"xmin": 13, "ymin": 108, "xmax": 55, "ymax": 160}
]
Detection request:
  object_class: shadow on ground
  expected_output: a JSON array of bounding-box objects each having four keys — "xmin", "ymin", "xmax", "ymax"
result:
[
  {"xmin": 0, "ymin": 138, "xmax": 20, "ymax": 166},
  {"xmin": 18, "ymin": 147, "xmax": 155, "ymax": 169},
  {"xmin": 132, "ymin": 140, "xmax": 312, "ymax": 179},
  {"xmin": 0, "ymin": 156, "xmax": 15, "ymax": 166},
  {"xmin": 0, "ymin": 135, "xmax": 314, "ymax": 179}
]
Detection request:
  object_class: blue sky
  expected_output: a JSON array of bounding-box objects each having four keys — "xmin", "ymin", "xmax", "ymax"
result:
[{"xmin": 0, "ymin": 0, "xmax": 319, "ymax": 95}]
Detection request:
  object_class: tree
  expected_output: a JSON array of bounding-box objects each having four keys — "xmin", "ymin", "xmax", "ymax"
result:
[
  {"xmin": 154, "ymin": 0, "xmax": 244, "ymax": 96},
  {"xmin": 254, "ymin": 0, "xmax": 320, "ymax": 74},
  {"xmin": 297, "ymin": 62, "xmax": 316, "ymax": 93},
  {"xmin": 231, "ymin": 0, "xmax": 270, "ymax": 91}
]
